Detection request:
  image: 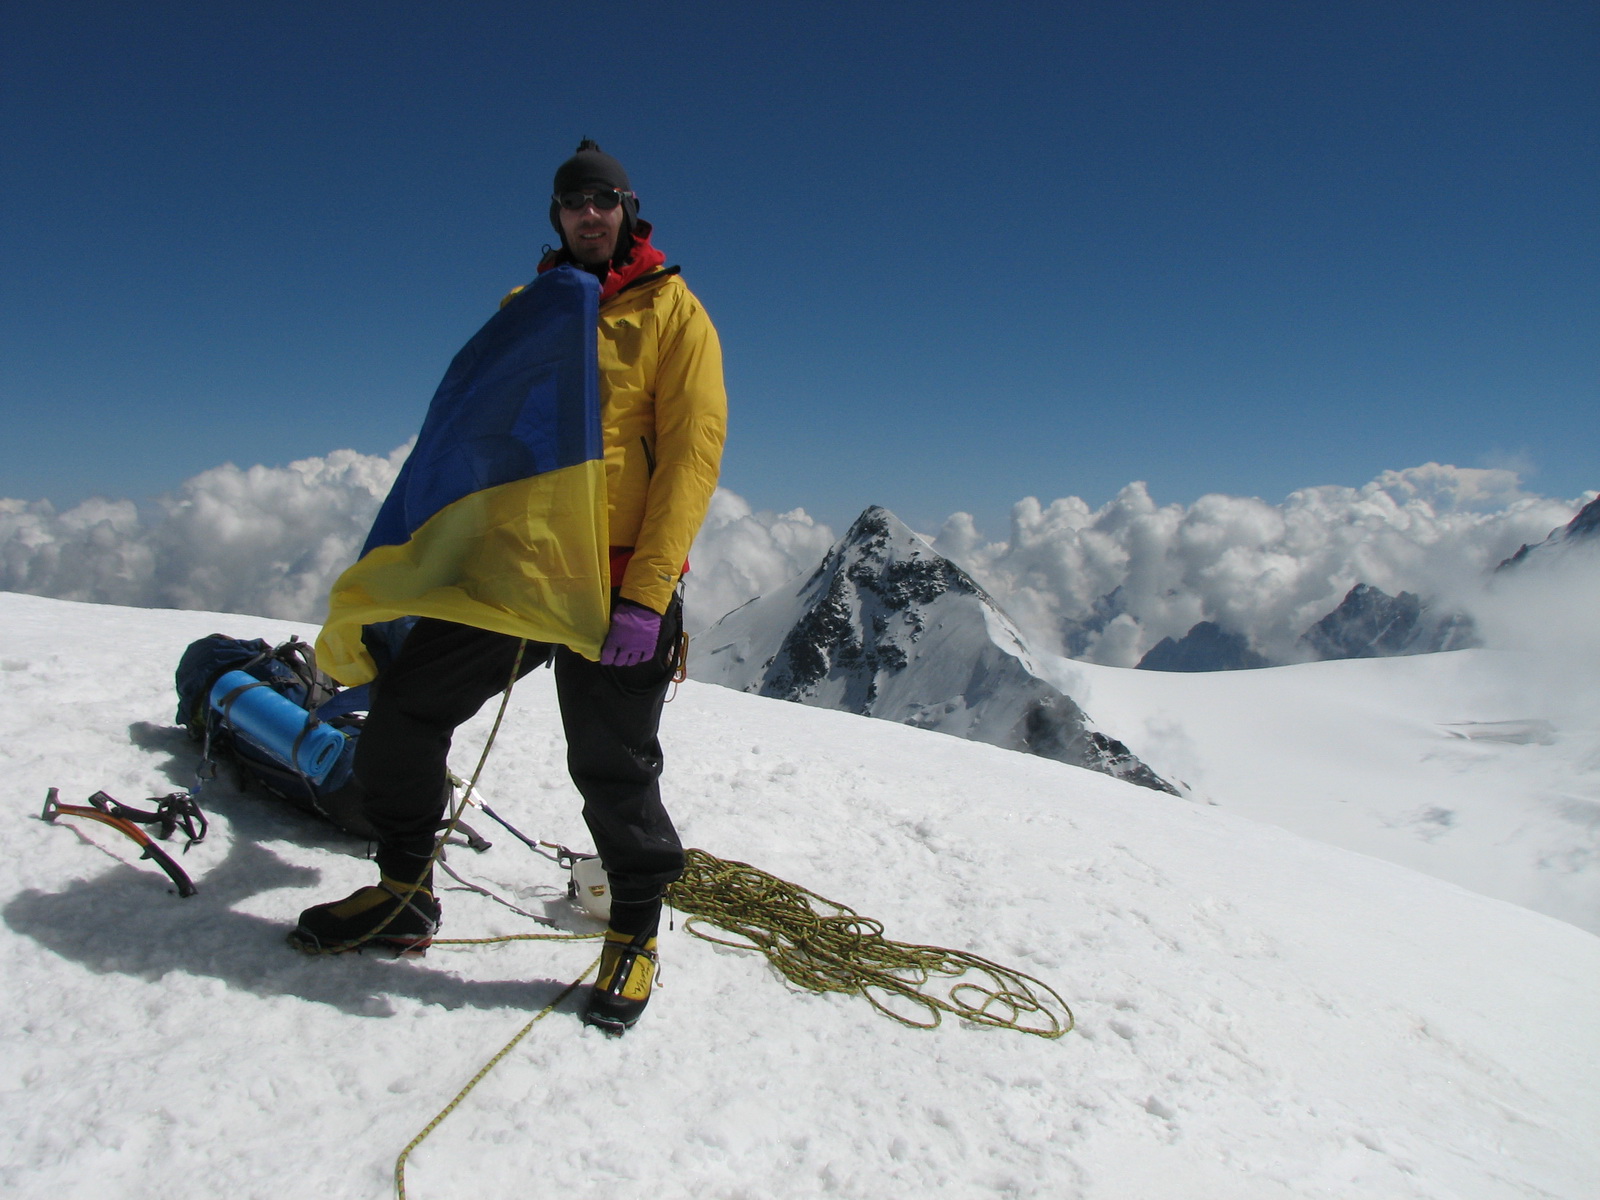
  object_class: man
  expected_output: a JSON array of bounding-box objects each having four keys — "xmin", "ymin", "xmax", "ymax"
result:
[{"xmin": 293, "ymin": 140, "xmax": 727, "ymax": 1035}]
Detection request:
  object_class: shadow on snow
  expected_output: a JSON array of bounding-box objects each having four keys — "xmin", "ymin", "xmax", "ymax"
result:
[{"xmin": 8, "ymin": 825, "xmax": 592, "ymax": 1021}]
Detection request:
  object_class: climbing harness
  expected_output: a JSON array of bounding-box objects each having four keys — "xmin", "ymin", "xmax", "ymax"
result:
[
  {"xmin": 40, "ymin": 787, "xmax": 207, "ymax": 898},
  {"xmin": 664, "ymin": 627, "xmax": 690, "ymax": 700}
]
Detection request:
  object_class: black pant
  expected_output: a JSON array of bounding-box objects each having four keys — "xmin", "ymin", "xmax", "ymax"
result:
[{"xmin": 353, "ymin": 598, "xmax": 685, "ymax": 927}]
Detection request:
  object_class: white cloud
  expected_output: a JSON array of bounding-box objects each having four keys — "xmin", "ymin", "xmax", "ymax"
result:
[
  {"xmin": 1, "ymin": 446, "xmax": 408, "ymax": 621},
  {"xmin": 0, "ymin": 447, "xmax": 833, "ymax": 636},
  {"xmin": 2, "ymin": 456, "xmax": 1588, "ymax": 668},
  {"xmin": 931, "ymin": 465, "xmax": 1591, "ymax": 666},
  {"xmin": 684, "ymin": 491, "xmax": 835, "ymax": 634}
]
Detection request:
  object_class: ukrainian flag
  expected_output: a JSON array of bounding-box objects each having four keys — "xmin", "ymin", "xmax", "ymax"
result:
[{"xmin": 315, "ymin": 266, "xmax": 610, "ymax": 685}]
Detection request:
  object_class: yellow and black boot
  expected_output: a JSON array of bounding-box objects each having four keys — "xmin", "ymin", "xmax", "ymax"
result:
[
  {"xmin": 288, "ymin": 873, "xmax": 440, "ymax": 954},
  {"xmin": 582, "ymin": 929, "xmax": 658, "ymax": 1035}
]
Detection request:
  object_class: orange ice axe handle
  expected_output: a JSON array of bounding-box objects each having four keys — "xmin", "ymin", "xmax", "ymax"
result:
[{"xmin": 41, "ymin": 788, "xmax": 199, "ymax": 898}]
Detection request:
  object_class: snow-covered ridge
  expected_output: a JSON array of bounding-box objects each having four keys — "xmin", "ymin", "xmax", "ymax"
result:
[
  {"xmin": 1499, "ymin": 493, "xmax": 1600, "ymax": 570},
  {"xmin": 2, "ymin": 591, "xmax": 1597, "ymax": 1198},
  {"xmin": 693, "ymin": 507, "xmax": 1175, "ymax": 792}
]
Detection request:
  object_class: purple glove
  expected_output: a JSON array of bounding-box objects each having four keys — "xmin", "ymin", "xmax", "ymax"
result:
[{"xmin": 600, "ymin": 600, "xmax": 662, "ymax": 667}]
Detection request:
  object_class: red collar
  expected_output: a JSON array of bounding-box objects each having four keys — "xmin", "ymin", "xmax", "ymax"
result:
[{"xmin": 540, "ymin": 221, "xmax": 668, "ymax": 301}]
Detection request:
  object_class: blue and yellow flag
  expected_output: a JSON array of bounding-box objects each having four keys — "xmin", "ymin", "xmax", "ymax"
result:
[{"xmin": 315, "ymin": 266, "xmax": 610, "ymax": 685}]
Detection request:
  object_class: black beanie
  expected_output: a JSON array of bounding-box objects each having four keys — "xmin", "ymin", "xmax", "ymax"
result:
[{"xmin": 548, "ymin": 138, "xmax": 640, "ymax": 260}]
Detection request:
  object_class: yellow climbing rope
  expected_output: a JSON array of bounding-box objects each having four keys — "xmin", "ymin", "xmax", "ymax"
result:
[
  {"xmin": 667, "ymin": 848, "xmax": 1074, "ymax": 1038},
  {"xmin": 393, "ymin": 952, "xmax": 598, "ymax": 1200}
]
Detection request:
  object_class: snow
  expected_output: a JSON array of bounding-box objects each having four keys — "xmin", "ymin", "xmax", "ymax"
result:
[
  {"xmin": 2, "ymin": 591, "xmax": 1597, "ymax": 1199},
  {"xmin": 1043, "ymin": 647, "xmax": 1600, "ymax": 935}
]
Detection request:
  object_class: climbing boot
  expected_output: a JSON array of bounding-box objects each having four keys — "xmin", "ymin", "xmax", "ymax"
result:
[
  {"xmin": 288, "ymin": 874, "xmax": 440, "ymax": 954},
  {"xmin": 582, "ymin": 929, "xmax": 658, "ymax": 1035}
]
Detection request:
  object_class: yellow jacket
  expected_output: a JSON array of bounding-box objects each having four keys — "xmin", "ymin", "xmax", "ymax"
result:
[
  {"xmin": 508, "ymin": 268, "xmax": 727, "ymax": 615},
  {"xmin": 598, "ymin": 270, "xmax": 727, "ymax": 613}
]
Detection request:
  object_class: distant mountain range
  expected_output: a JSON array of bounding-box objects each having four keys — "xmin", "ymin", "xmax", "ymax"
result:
[
  {"xmin": 1137, "ymin": 582, "xmax": 1478, "ymax": 672},
  {"xmin": 1136, "ymin": 496, "xmax": 1597, "ymax": 672},
  {"xmin": 690, "ymin": 494, "xmax": 1596, "ymax": 771},
  {"xmin": 691, "ymin": 507, "xmax": 1177, "ymax": 793}
]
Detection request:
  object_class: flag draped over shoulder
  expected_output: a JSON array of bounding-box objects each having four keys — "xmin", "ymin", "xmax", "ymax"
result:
[{"xmin": 315, "ymin": 266, "xmax": 610, "ymax": 686}]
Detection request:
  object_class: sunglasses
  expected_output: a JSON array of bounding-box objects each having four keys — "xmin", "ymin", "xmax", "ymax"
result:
[{"xmin": 554, "ymin": 188, "xmax": 636, "ymax": 212}]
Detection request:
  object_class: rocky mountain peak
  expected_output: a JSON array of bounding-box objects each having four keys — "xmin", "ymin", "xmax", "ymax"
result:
[
  {"xmin": 1300, "ymin": 583, "xmax": 1477, "ymax": 659},
  {"xmin": 763, "ymin": 506, "xmax": 986, "ymax": 705},
  {"xmin": 806, "ymin": 505, "xmax": 978, "ymax": 604},
  {"xmin": 1137, "ymin": 621, "xmax": 1271, "ymax": 672},
  {"xmin": 694, "ymin": 506, "xmax": 1176, "ymax": 794}
]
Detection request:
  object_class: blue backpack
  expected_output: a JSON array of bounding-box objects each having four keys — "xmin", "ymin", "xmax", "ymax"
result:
[{"xmin": 174, "ymin": 633, "xmax": 386, "ymax": 838}]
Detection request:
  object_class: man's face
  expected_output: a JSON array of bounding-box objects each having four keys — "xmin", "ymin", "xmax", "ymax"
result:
[{"xmin": 559, "ymin": 193, "xmax": 624, "ymax": 265}]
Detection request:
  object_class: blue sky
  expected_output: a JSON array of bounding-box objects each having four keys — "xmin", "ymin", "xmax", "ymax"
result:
[{"xmin": 3, "ymin": 1, "xmax": 1595, "ymax": 537}]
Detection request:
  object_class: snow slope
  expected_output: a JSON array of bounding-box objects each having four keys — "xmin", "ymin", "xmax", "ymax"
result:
[
  {"xmin": 1040, "ymin": 648, "xmax": 1600, "ymax": 935},
  {"xmin": 2, "ymin": 592, "xmax": 1597, "ymax": 1199}
]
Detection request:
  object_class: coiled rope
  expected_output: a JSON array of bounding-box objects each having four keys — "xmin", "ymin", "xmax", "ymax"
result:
[{"xmin": 668, "ymin": 848, "xmax": 1074, "ymax": 1038}]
